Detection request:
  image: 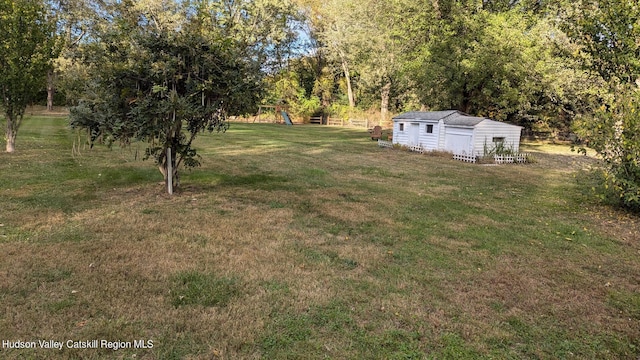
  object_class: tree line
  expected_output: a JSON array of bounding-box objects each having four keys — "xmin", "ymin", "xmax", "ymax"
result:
[{"xmin": 0, "ymin": 0, "xmax": 638, "ymax": 210}]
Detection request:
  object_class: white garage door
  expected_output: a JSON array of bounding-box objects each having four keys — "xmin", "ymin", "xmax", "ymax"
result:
[{"xmin": 445, "ymin": 134, "xmax": 472, "ymax": 155}]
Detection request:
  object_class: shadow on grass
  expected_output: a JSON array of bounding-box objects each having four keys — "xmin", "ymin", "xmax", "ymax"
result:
[{"xmin": 183, "ymin": 171, "xmax": 292, "ymax": 192}]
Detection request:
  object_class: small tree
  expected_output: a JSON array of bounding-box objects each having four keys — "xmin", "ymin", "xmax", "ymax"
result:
[
  {"xmin": 0, "ymin": 0, "xmax": 59, "ymax": 152},
  {"xmin": 70, "ymin": 27, "xmax": 260, "ymax": 193}
]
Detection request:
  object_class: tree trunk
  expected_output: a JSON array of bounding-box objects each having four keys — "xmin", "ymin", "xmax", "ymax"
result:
[
  {"xmin": 159, "ymin": 163, "xmax": 168, "ymax": 182},
  {"xmin": 159, "ymin": 162, "xmax": 178, "ymax": 193},
  {"xmin": 158, "ymin": 146, "xmax": 179, "ymax": 194},
  {"xmin": 340, "ymin": 54, "xmax": 355, "ymax": 108},
  {"xmin": 5, "ymin": 121, "xmax": 16, "ymax": 153},
  {"xmin": 344, "ymin": 65, "xmax": 355, "ymax": 108},
  {"xmin": 47, "ymin": 70, "xmax": 55, "ymax": 111},
  {"xmin": 380, "ymin": 81, "xmax": 391, "ymax": 125}
]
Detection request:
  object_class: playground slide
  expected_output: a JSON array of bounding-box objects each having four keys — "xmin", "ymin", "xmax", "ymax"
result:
[{"xmin": 281, "ymin": 111, "xmax": 293, "ymax": 126}]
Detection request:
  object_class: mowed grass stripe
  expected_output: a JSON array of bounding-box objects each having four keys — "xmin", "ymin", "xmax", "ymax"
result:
[{"xmin": 0, "ymin": 117, "xmax": 638, "ymax": 359}]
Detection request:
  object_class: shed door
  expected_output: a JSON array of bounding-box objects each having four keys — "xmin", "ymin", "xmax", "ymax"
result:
[
  {"xmin": 445, "ymin": 134, "xmax": 472, "ymax": 155},
  {"xmin": 409, "ymin": 123, "xmax": 420, "ymax": 145}
]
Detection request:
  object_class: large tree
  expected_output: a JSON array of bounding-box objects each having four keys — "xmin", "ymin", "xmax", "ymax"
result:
[
  {"xmin": 301, "ymin": 0, "xmax": 361, "ymax": 109},
  {"xmin": 302, "ymin": 0, "xmax": 414, "ymax": 122},
  {"xmin": 354, "ymin": 0, "xmax": 417, "ymax": 124},
  {"xmin": 0, "ymin": 0, "xmax": 59, "ymax": 152},
  {"xmin": 563, "ymin": 0, "xmax": 640, "ymax": 84},
  {"xmin": 403, "ymin": 3, "xmax": 599, "ymax": 131}
]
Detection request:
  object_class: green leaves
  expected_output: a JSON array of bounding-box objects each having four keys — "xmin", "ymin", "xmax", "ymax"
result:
[
  {"xmin": 562, "ymin": 0, "xmax": 639, "ymax": 203},
  {"xmin": 0, "ymin": 0, "xmax": 60, "ymax": 151},
  {"xmin": 562, "ymin": 0, "xmax": 640, "ymax": 84},
  {"xmin": 69, "ymin": 4, "xmax": 261, "ymax": 191},
  {"xmin": 574, "ymin": 87, "xmax": 640, "ymax": 212},
  {"xmin": 152, "ymin": 85, "xmax": 167, "ymax": 94},
  {"xmin": 401, "ymin": 5, "xmax": 606, "ymax": 134}
]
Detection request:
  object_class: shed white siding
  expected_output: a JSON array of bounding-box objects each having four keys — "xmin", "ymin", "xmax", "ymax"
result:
[
  {"xmin": 437, "ymin": 119, "xmax": 446, "ymax": 149},
  {"xmin": 393, "ymin": 121, "xmax": 409, "ymax": 145},
  {"xmin": 394, "ymin": 118, "xmax": 441, "ymax": 149},
  {"xmin": 392, "ymin": 111, "xmax": 522, "ymax": 156},
  {"xmin": 472, "ymin": 120, "xmax": 522, "ymax": 155},
  {"xmin": 418, "ymin": 121, "xmax": 440, "ymax": 150},
  {"xmin": 393, "ymin": 121, "xmax": 440, "ymax": 150}
]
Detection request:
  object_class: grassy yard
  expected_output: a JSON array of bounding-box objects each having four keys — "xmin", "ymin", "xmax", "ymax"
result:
[{"xmin": 0, "ymin": 116, "xmax": 638, "ymax": 359}]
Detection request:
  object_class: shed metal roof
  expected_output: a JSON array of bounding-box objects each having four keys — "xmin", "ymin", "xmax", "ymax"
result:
[
  {"xmin": 393, "ymin": 110, "xmax": 459, "ymax": 121},
  {"xmin": 443, "ymin": 113, "xmax": 485, "ymax": 127},
  {"xmin": 393, "ymin": 110, "xmax": 520, "ymax": 128}
]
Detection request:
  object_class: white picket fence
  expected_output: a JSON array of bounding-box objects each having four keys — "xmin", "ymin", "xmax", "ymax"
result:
[
  {"xmin": 378, "ymin": 142, "xmax": 530, "ymax": 164},
  {"xmin": 377, "ymin": 140, "xmax": 393, "ymax": 148},
  {"xmin": 453, "ymin": 154, "xmax": 477, "ymax": 163},
  {"xmin": 377, "ymin": 141, "xmax": 425, "ymax": 154},
  {"xmin": 450, "ymin": 153, "xmax": 530, "ymax": 164},
  {"xmin": 494, "ymin": 153, "xmax": 530, "ymax": 164}
]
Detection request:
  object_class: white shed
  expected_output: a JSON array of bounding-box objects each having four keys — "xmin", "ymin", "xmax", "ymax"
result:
[{"xmin": 392, "ymin": 110, "xmax": 522, "ymax": 156}]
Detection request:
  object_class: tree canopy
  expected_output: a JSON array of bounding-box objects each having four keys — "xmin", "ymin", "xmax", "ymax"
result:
[{"xmin": 53, "ymin": 0, "xmax": 637, "ymax": 135}]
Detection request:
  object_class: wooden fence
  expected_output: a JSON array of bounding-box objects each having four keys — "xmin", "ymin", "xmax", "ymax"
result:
[
  {"xmin": 349, "ymin": 119, "xmax": 369, "ymax": 128},
  {"xmin": 326, "ymin": 118, "xmax": 372, "ymax": 128},
  {"xmin": 327, "ymin": 118, "xmax": 344, "ymax": 126}
]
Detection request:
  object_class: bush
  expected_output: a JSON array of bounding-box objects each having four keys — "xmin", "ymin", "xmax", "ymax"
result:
[
  {"xmin": 574, "ymin": 87, "xmax": 640, "ymax": 212},
  {"xmin": 483, "ymin": 139, "xmax": 516, "ymax": 156}
]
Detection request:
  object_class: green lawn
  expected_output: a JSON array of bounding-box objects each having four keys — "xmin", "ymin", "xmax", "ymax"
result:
[{"xmin": 0, "ymin": 116, "xmax": 638, "ymax": 359}]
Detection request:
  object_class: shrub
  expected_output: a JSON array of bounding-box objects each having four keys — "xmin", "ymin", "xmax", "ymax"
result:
[
  {"xmin": 574, "ymin": 87, "xmax": 640, "ymax": 212},
  {"xmin": 483, "ymin": 139, "xmax": 516, "ymax": 156}
]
